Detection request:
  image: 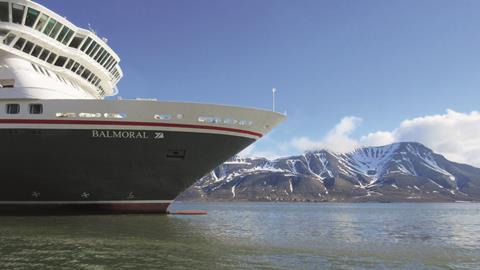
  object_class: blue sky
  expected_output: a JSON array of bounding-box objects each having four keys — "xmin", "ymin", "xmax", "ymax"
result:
[{"xmin": 37, "ymin": 0, "xmax": 480, "ymax": 163}]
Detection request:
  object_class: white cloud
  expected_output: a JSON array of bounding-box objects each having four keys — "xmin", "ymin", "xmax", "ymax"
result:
[
  {"xmin": 359, "ymin": 131, "xmax": 395, "ymax": 146},
  {"xmin": 288, "ymin": 109, "xmax": 480, "ymax": 167},
  {"xmin": 238, "ymin": 144, "xmax": 286, "ymax": 160},
  {"xmin": 384, "ymin": 109, "xmax": 480, "ymax": 166},
  {"xmin": 291, "ymin": 116, "xmax": 362, "ymax": 153}
]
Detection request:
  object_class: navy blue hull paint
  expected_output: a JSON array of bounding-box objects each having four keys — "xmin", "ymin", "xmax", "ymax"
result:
[{"xmin": 0, "ymin": 128, "xmax": 254, "ymax": 214}]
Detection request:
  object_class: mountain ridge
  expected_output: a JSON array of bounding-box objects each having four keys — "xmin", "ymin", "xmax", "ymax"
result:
[{"xmin": 178, "ymin": 142, "xmax": 480, "ymax": 202}]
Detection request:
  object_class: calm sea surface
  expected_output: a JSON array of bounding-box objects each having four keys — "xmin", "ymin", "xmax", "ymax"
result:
[{"xmin": 0, "ymin": 203, "xmax": 479, "ymax": 269}]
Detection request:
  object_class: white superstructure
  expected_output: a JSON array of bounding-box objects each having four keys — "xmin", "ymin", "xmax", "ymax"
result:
[{"xmin": 0, "ymin": 0, "xmax": 122, "ymax": 100}]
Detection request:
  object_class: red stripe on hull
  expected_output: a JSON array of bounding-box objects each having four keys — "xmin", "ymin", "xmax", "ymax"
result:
[{"xmin": 0, "ymin": 119, "xmax": 263, "ymax": 138}]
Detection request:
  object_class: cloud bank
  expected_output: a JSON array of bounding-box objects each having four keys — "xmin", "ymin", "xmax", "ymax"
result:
[
  {"xmin": 289, "ymin": 109, "xmax": 480, "ymax": 167},
  {"xmin": 243, "ymin": 109, "xmax": 480, "ymax": 167}
]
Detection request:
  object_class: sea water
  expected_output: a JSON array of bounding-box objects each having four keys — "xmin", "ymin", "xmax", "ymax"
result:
[{"xmin": 0, "ymin": 203, "xmax": 479, "ymax": 269}]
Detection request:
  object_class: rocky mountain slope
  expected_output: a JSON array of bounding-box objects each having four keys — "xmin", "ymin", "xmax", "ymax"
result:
[{"xmin": 177, "ymin": 142, "xmax": 480, "ymax": 202}]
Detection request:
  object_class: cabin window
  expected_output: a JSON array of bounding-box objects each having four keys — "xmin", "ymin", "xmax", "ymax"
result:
[
  {"xmin": 106, "ymin": 59, "xmax": 115, "ymax": 70},
  {"xmin": 87, "ymin": 72, "xmax": 95, "ymax": 82},
  {"xmin": 56, "ymin": 112, "xmax": 76, "ymax": 118},
  {"xmin": 94, "ymin": 48, "xmax": 105, "ymax": 61},
  {"xmin": 13, "ymin": 38, "xmax": 25, "ymax": 50},
  {"xmin": 31, "ymin": 45, "xmax": 42, "ymax": 57},
  {"xmin": 79, "ymin": 113, "xmax": 101, "ymax": 118},
  {"xmin": 43, "ymin": 18, "xmax": 56, "ymax": 35},
  {"xmin": 65, "ymin": 59, "xmax": 74, "ymax": 69},
  {"xmin": 62, "ymin": 29, "xmax": 74, "ymax": 45},
  {"xmin": 39, "ymin": 49, "xmax": 49, "ymax": 61},
  {"xmin": 29, "ymin": 104, "xmax": 43, "ymax": 114},
  {"xmin": 104, "ymin": 113, "xmax": 127, "ymax": 119},
  {"xmin": 46, "ymin": 53, "xmax": 57, "ymax": 64},
  {"xmin": 71, "ymin": 62, "xmax": 79, "ymax": 72},
  {"xmin": 56, "ymin": 26, "xmax": 69, "ymax": 42},
  {"xmin": 103, "ymin": 56, "xmax": 113, "ymax": 68},
  {"xmin": 25, "ymin": 8, "xmax": 40, "ymax": 27},
  {"xmin": 6, "ymin": 104, "xmax": 20, "ymax": 114},
  {"xmin": 76, "ymin": 65, "xmax": 85, "ymax": 75},
  {"xmin": 81, "ymin": 69, "xmax": 91, "ymax": 80},
  {"xmin": 80, "ymin": 37, "xmax": 92, "ymax": 52},
  {"xmin": 85, "ymin": 41, "xmax": 97, "ymax": 55},
  {"xmin": 239, "ymin": 120, "xmax": 253, "ymax": 126},
  {"xmin": 49, "ymin": 22, "xmax": 62, "ymax": 38},
  {"xmin": 35, "ymin": 14, "xmax": 48, "ymax": 31},
  {"xmin": 155, "ymin": 114, "xmax": 173, "ymax": 121},
  {"xmin": 69, "ymin": 35, "xmax": 84, "ymax": 48},
  {"xmin": 54, "ymin": 56, "xmax": 67, "ymax": 67},
  {"xmin": 0, "ymin": 79, "xmax": 14, "ymax": 88},
  {"xmin": 223, "ymin": 118, "xmax": 238, "ymax": 125},
  {"xmin": 3, "ymin": 33, "xmax": 16, "ymax": 46},
  {"xmin": 108, "ymin": 61, "xmax": 117, "ymax": 71},
  {"xmin": 22, "ymin": 41, "xmax": 34, "ymax": 54},
  {"xmin": 0, "ymin": 2, "xmax": 9, "ymax": 22},
  {"xmin": 97, "ymin": 50, "xmax": 108, "ymax": 63},
  {"xmin": 11, "ymin": 4, "xmax": 25, "ymax": 24},
  {"xmin": 198, "ymin": 116, "xmax": 215, "ymax": 123},
  {"xmin": 100, "ymin": 53, "xmax": 110, "ymax": 65},
  {"xmin": 90, "ymin": 44, "xmax": 101, "ymax": 57}
]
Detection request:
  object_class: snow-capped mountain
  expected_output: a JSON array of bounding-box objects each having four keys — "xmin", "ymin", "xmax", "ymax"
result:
[{"xmin": 178, "ymin": 142, "xmax": 480, "ymax": 202}]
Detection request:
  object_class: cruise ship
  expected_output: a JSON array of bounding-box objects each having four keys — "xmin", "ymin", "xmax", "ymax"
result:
[{"xmin": 0, "ymin": 0, "xmax": 285, "ymax": 214}]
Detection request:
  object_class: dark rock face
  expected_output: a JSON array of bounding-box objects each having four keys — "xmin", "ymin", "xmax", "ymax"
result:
[{"xmin": 177, "ymin": 142, "xmax": 480, "ymax": 202}]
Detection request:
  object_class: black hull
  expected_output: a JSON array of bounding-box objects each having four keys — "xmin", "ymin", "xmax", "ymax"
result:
[
  {"xmin": 0, "ymin": 202, "xmax": 171, "ymax": 215},
  {"xmin": 0, "ymin": 128, "xmax": 254, "ymax": 214}
]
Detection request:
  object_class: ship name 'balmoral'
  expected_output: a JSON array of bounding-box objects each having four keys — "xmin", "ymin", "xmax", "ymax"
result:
[
  {"xmin": 0, "ymin": 0, "xmax": 285, "ymax": 214},
  {"xmin": 91, "ymin": 130, "xmax": 162, "ymax": 140}
]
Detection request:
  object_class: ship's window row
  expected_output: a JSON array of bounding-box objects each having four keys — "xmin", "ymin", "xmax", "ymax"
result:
[
  {"xmin": 0, "ymin": 1, "xmax": 120, "ymax": 78},
  {"xmin": 2, "ymin": 32, "xmax": 104, "ymax": 95},
  {"xmin": 4, "ymin": 103, "xmax": 43, "ymax": 114},
  {"xmin": 198, "ymin": 116, "xmax": 253, "ymax": 126},
  {"xmin": 56, "ymin": 112, "xmax": 127, "ymax": 119},
  {"xmin": 154, "ymin": 114, "xmax": 184, "ymax": 121}
]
